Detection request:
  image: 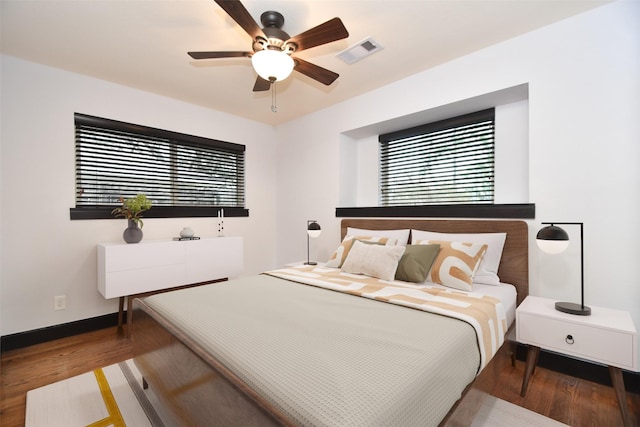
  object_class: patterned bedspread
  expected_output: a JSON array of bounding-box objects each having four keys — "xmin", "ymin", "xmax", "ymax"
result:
[{"xmin": 265, "ymin": 265, "xmax": 507, "ymax": 372}]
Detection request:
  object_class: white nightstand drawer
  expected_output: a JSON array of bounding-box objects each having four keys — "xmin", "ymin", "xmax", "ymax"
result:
[{"xmin": 518, "ymin": 312, "xmax": 634, "ymax": 369}]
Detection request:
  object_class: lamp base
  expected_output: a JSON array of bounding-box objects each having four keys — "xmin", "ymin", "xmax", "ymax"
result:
[
  {"xmin": 555, "ymin": 301, "xmax": 591, "ymax": 316},
  {"xmin": 304, "ymin": 261, "xmax": 317, "ymax": 266}
]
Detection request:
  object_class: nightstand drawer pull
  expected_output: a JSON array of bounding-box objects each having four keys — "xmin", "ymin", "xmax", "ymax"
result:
[{"xmin": 565, "ymin": 335, "xmax": 574, "ymax": 345}]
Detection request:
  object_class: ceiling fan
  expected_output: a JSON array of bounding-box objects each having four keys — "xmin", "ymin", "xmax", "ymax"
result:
[{"xmin": 188, "ymin": 0, "xmax": 349, "ymax": 92}]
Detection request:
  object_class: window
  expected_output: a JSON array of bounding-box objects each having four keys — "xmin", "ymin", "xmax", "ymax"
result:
[
  {"xmin": 379, "ymin": 109, "xmax": 494, "ymax": 206},
  {"xmin": 71, "ymin": 113, "xmax": 246, "ymax": 219}
]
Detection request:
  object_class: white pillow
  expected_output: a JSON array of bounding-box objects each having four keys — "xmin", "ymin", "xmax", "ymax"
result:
[
  {"xmin": 346, "ymin": 227, "xmax": 410, "ymax": 246},
  {"xmin": 341, "ymin": 240, "xmax": 406, "ymax": 281},
  {"xmin": 411, "ymin": 230, "xmax": 506, "ymax": 285}
]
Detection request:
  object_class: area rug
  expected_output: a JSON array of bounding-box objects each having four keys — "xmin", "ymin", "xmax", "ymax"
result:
[
  {"xmin": 470, "ymin": 395, "xmax": 569, "ymax": 427},
  {"xmin": 25, "ymin": 359, "xmax": 163, "ymax": 427},
  {"xmin": 26, "ymin": 360, "xmax": 568, "ymax": 427}
]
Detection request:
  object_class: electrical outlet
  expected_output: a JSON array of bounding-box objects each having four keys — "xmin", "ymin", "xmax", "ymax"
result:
[{"xmin": 54, "ymin": 295, "xmax": 66, "ymax": 311}]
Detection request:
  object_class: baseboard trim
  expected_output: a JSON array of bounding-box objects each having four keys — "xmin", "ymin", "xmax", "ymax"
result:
[
  {"xmin": 1, "ymin": 312, "xmax": 124, "ymax": 353},
  {"xmin": 515, "ymin": 344, "xmax": 639, "ymax": 394}
]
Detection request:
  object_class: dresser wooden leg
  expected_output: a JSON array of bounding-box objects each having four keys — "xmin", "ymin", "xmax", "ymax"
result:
[
  {"xmin": 609, "ymin": 366, "xmax": 632, "ymax": 427},
  {"xmin": 117, "ymin": 297, "xmax": 125, "ymax": 329},
  {"xmin": 126, "ymin": 295, "xmax": 133, "ymax": 338},
  {"xmin": 520, "ymin": 345, "xmax": 539, "ymax": 397}
]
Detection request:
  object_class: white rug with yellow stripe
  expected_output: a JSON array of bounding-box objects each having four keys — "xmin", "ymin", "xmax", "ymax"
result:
[
  {"xmin": 25, "ymin": 359, "xmax": 162, "ymax": 427},
  {"xmin": 26, "ymin": 359, "xmax": 568, "ymax": 427}
]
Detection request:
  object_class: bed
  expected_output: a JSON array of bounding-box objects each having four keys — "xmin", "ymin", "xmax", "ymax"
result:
[{"xmin": 132, "ymin": 219, "xmax": 529, "ymax": 426}]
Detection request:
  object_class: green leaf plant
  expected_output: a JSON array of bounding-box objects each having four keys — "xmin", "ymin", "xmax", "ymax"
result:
[{"xmin": 111, "ymin": 194, "xmax": 152, "ymax": 228}]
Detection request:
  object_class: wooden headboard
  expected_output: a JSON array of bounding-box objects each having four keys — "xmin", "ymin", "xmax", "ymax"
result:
[{"xmin": 341, "ymin": 219, "xmax": 529, "ymax": 306}]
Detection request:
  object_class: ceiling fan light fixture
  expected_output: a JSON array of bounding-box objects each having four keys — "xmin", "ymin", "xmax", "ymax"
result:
[{"xmin": 251, "ymin": 49, "xmax": 294, "ymax": 82}]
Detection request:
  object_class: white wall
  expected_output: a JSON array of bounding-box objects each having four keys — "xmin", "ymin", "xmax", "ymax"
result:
[
  {"xmin": 276, "ymin": 0, "xmax": 640, "ymax": 352},
  {"xmin": 0, "ymin": 56, "xmax": 278, "ymax": 335}
]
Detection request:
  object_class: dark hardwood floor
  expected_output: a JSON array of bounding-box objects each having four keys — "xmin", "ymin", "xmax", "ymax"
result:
[
  {"xmin": 484, "ymin": 346, "xmax": 640, "ymax": 427},
  {"xmin": 1, "ymin": 327, "xmax": 133, "ymax": 427},
  {"xmin": 1, "ymin": 326, "xmax": 638, "ymax": 426}
]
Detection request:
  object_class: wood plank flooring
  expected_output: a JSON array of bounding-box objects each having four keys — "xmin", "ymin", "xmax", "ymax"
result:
[
  {"xmin": 1, "ymin": 326, "xmax": 638, "ymax": 426},
  {"xmin": 1, "ymin": 327, "xmax": 133, "ymax": 427},
  {"xmin": 485, "ymin": 345, "xmax": 640, "ymax": 427}
]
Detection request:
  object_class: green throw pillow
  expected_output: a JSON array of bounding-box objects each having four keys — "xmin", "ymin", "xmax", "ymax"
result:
[{"xmin": 395, "ymin": 244, "xmax": 441, "ymax": 283}]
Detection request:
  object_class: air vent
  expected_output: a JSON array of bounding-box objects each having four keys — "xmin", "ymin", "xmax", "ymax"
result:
[{"xmin": 336, "ymin": 37, "xmax": 383, "ymax": 64}]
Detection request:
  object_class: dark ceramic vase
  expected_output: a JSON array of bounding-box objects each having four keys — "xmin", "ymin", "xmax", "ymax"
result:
[{"xmin": 123, "ymin": 219, "xmax": 143, "ymax": 244}]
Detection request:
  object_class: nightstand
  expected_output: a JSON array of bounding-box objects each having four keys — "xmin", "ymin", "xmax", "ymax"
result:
[{"xmin": 516, "ymin": 295, "xmax": 637, "ymax": 427}]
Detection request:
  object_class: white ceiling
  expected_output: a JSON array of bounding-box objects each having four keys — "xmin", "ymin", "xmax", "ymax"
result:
[{"xmin": 0, "ymin": 0, "xmax": 609, "ymax": 126}]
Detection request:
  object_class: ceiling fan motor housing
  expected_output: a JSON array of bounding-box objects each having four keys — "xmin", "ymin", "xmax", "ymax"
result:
[
  {"xmin": 254, "ymin": 11, "xmax": 294, "ymax": 54},
  {"xmin": 260, "ymin": 11, "xmax": 285, "ymax": 29}
]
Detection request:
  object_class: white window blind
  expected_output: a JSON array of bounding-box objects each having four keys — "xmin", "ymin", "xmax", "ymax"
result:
[
  {"xmin": 379, "ymin": 109, "xmax": 494, "ymax": 206},
  {"xmin": 74, "ymin": 113, "xmax": 245, "ymax": 209}
]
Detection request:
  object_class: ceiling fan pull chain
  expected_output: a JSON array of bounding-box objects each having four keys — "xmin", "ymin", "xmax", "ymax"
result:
[{"xmin": 271, "ymin": 81, "xmax": 277, "ymax": 113}]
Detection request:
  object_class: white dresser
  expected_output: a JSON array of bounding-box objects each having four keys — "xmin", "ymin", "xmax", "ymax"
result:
[{"xmin": 97, "ymin": 237, "xmax": 243, "ymax": 330}]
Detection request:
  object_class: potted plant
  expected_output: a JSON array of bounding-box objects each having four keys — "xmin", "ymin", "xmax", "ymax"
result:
[{"xmin": 112, "ymin": 194, "xmax": 152, "ymax": 243}]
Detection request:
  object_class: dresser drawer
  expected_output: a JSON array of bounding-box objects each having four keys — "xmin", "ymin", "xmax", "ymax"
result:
[
  {"xmin": 518, "ymin": 312, "xmax": 635, "ymax": 369},
  {"xmin": 103, "ymin": 241, "xmax": 185, "ymax": 272}
]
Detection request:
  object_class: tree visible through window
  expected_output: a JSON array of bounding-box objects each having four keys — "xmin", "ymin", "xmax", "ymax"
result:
[
  {"xmin": 73, "ymin": 113, "xmax": 245, "ymax": 217},
  {"xmin": 379, "ymin": 109, "xmax": 495, "ymax": 206}
]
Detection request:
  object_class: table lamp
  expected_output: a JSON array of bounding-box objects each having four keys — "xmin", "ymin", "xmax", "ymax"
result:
[
  {"xmin": 305, "ymin": 220, "xmax": 321, "ymax": 265},
  {"xmin": 536, "ymin": 222, "xmax": 590, "ymax": 315}
]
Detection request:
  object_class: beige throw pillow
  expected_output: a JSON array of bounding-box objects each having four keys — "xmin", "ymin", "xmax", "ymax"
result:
[
  {"xmin": 325, "ymin": 235, "xmax": 396, "ymax": 268},
  {"xmin": 341, "ymin": 240, "xmax": 405, "ymax": 281}
]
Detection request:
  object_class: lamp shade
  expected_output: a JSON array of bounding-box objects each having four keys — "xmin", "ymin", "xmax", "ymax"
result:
[
  {"xmin": 536, "ymin": 225, "xmax": 569, "ymax": 254},
  {"xmin": 251, "ymin": 49, "xmax": 294, "ymax": 82},
  {"xmin": 307, "ymin": 221, "xmax": 321, "ymax": 238}
]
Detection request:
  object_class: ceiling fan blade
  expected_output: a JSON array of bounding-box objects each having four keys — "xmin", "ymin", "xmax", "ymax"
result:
[
  {"xmin": 188, "ymin": 51, "xmax": 250, "ymax": 59},
  {"xmin": 293, "ymin": 57, "xmax": 339, "ymax": 86},
  {"xmin": 252, "ymin": 77, "xmax": 271, "ymax": 92},
  {"xmin": 214, "ymin": 0, "xmax": 266, "ymax": 40},
  {"xmin": 286, "ymin": 17, "xmax": 349, "ymax": 52}
]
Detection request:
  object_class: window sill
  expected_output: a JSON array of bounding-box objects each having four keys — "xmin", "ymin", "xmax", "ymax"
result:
[
  {"xmin": 70, "ymin": 206, "xmax": 249, "ymax": 220},
  {"xmin": 335, "ymin": 204, "xmax": 535, "ymax": 219}
]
